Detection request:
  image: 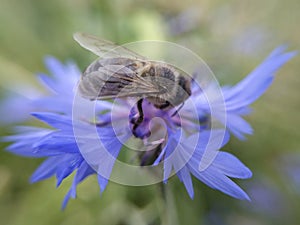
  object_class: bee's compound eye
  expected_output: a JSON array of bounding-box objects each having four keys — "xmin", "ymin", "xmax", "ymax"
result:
[{"xmin": 178, "ymin": 76, "xmax": 191, "ymax": 96}]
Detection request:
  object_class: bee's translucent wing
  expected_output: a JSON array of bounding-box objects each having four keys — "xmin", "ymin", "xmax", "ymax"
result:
[
  {"xmin": 78, "ymin": 64, "xmax": 161, "ymax": 100},
  {"xmin": 73, "ymin": 32, "xmax": 147, "ymax": 59}
]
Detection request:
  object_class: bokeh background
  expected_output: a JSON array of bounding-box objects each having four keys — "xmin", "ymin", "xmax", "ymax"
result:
[{"xmin": 0, "ymin": 0, "xmax": 299, "ymax": 224}]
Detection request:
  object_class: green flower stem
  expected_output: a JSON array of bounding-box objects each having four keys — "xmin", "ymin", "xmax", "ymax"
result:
[{"xmin": 158, "ymin": 183, "xmax": 179, "ymax": 225}]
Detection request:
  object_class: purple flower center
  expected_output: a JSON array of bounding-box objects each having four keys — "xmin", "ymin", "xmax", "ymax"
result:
[{"xmin": 128, "ymin": 99, "xmax": 179, "ymax": 139}]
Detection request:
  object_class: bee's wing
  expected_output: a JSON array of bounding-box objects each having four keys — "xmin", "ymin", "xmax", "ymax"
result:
[
  {"xmin": 74, "ymin": 32, "xmax": 147, "ymax": 59},
  {"xmin": 78, "ymin": 64, "xmax": 161, "ymax": 100}
]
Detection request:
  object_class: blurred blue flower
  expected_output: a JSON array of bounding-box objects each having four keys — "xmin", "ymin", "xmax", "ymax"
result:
[
  {"xmin": 164, "ymin": 8, "xmax": 200, "ymax": 36},
  {"xmin": 279, "ymin": 153, "xmax": 300, "ymax": 195},
  {"xmin": 231, "ymin": 26, "xmax": 272, "ymax": 56},
  {"xmin": 2, "ymin": 46, "xmax": 296, "ymax": 208},
  {"xmin": 244, "ymin": 179, "xmax": 289, "ymax": 218}
]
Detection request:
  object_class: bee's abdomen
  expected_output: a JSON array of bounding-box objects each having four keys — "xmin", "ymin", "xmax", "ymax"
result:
[{"xmin": 160, "ymin": 67, "xmax": 175, "ymax": 82}]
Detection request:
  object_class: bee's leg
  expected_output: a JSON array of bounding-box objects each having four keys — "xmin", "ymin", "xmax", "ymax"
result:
[
  {"xmin": 171, "ymin": 102, "xmax": 185, "ymax": 117},
  {"xmin": 94, "ymin": 121, "xmax": 111, "ymax": 127},
  {"xmin": 158, "ymin": 101, "xmax": 170, "ymax": 109},
  {"xmin": 133, "ymin": 98, "xmax": 144, "ymax": 130}
]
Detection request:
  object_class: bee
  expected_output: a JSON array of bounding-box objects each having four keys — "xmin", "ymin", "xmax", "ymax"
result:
[{"xmin": 74, "ymin": 32, "xmax": 192, "ymax": 131}]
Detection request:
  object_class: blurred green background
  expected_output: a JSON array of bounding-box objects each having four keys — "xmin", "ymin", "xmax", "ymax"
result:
[{"xmin": 0, "ymin": 0, "xmax": 299, "ymax": 224}]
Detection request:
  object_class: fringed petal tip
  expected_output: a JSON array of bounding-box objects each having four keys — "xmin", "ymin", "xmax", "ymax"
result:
[{"xmin": 61, "ymin": 189, "xmax": 76, "ymax": 210}]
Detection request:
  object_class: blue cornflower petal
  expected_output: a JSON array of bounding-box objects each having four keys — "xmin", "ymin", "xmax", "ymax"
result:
[
  {"xmin": 29, "ymin": 112, "xmax": 129, "ymax": 190},
  {"xmin": 176, "ymin": 161, "xmax": 195, "ymax": 198},
  {"xmin": 224, "ymin": 47, "xmax": 297, "ymax": 111},
  {"xmin": 43, "ymin": 56, "xmax": 80, "ymax": 92},
  {"xmin": 30, "ymin": 157, "xmax": 62, "ymax": 183},
  {"xmin": 44, "ymin": 56, "xmax": 69, "ymax": 78},
  {"xmin": 55, "ymin": 154, "xmax": 84, "ymax": 187},
  {"xmin": 4, "ymin": 108, "xmax": 130, "ymax": 207},
  {"xmin": 80, "ymin": 126, "xmax": 131, "ymax": 192},
  {"xmin": 223, "ymin": 47, "xmax": 296, "ymax": 139},
  {"xmin": 38, "ymin": 74, "xmax": 63, "ymax": 95},
  {"xmin": 193, "ymin": 47, "xmax": 297, "ymax": 140},
  {"xmin": 213, "ymin": 152, "xmax": 252, "ymax": 179},
  {"xmin": 188, "ymin": 140, "xmax": 251, "ymax": 200},
  {"xmin": 3, "ymin": 127, "xmax": 53, "ymax": 157},
  {"xmin": 62, "ymin": 161, "xmax": 95, "ymax": 209},
  {"xmin": 0, "ymin": 56, "xmax": 91, "ymax": 124},
  {"xmin": 225, "ymin": 114, "xmax": 253, "ymax": 140},
  {"xmin": 161, "ymin": 129, "xmax": 250, "ymax": 200},
  {"xmin": 0, "ymin": 94, "xmax": 40, "ymax": 124},
  {"xmin": 29, "ymin": 152, "xmax": 85, "ymax": 188},
  {"xmin": 31, "ymin": 112, "xmax": 78, "ymax": 130},
  {"xmin": 160, "ymin": 130, "xmax": 181, "ymax": 183},
  {"xmin": 192, "ymin": 166, "xmax": 250, "ymax": 200},
  {"xmin": 32, "ymin": 134, "xmax": 79, "ymax": 156}
]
